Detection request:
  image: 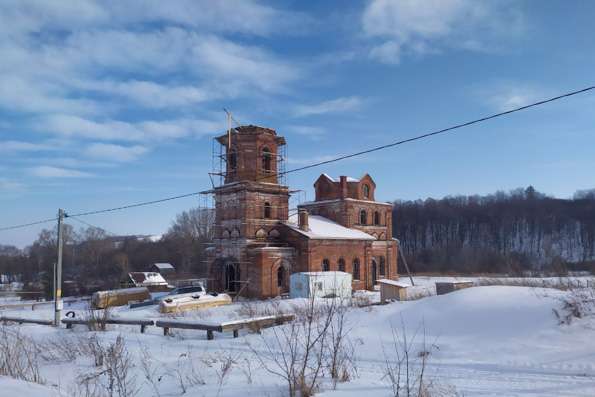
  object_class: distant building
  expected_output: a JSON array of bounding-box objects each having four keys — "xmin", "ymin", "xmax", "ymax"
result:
[
  {"xmin": 206, "ymin": 125, "xmax": 399, "ymax": 299},
  {"xmin": 150, "ymin": 263, "xmax": 175, "ymax": 276}
]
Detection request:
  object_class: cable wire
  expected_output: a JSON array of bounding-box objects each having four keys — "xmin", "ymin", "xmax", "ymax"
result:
[
  {"xmin": 278, "ymin": 85, "xmax": 595, "ymax": 176},
  {"xmin": 67, "ymin": 191, "xmax": 201, "ymax": 218},
  {"xmin": 0, "ymin": 217, "xmax": 58, "ymax": 232},
  {"xmin": 67, "ymin": 215, "xmax": 117, "ymax": 236},
  {"xmin": 1, "ymin": 84, "xmax": 594, "ymax": 231}
]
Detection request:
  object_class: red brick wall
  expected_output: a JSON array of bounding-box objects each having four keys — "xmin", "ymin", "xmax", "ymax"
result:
[
  {"xmin": 280, "ymin": 226, "xmax": 398, "ymax": 291},
  {"xmin": 301, "ymin": 199, "xmax": 393, "ymax": 240},
  {"xmin": 219, "ymin": 126, "xmax": 284, "ymax": 185}
]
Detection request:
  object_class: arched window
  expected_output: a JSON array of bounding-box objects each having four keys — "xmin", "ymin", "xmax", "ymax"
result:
[
  {"xmin": 363, "ymin": 184, "xmax": 370, "ymax": 199},
  {"xmin": 268, "ymin": 229, "xmax": 280, "ymax": 238},
  {"xmin": 228, "ymin": 148, "xmax": 237, "ymax": 171},
  {"xmin": 262, "ymin": 147, "xmax": 272, "ymax": 173},
  {"xmin": 352, "ymin": 258, "xmax": 360, "ymax": 280},
  {"xmin": 379, "ymin": 256, "xmax": 386, "ymax": 276},
  {"xmin": 264, "ymin": 202, "xmax": 272, "ymax": 219},
  {"xmin": 277, "ymin": 266, "xmax": 285, "ymax": 287},
  {"xmin": 338, "ymin": 258, "xmax": 345, "ymax": 272},
  {"xmin": 359, "ymin": 209, "xmax": 367, "ymax": 225},
  {"xmin": 371, "ymin": 258, "xmax": 378, "ymax": 284},
  {"xmin": 374, "ymin": 211, "xmax": 381, "ymax": 225},
  {"xmin": 322, "ymin": 259, "xmax": 330, "ymax": 272}
]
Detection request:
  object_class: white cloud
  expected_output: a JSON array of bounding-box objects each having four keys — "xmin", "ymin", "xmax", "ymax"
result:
[
  {"xmin": 0, "ymin": 140, "xmax": 52, "ymax": 153},
  {"xmin": 0, "ymin": 177, "xmax": 24, "ymax": 191},
  {"xmin": 285, "ymin": 125, "xmax": 327, "ymax": 140},
  {"xmin": 368, "ymin": 40, "xmax": 402, "ymax": 64},
  {"xmin": 0, "ymin": 0, "xmax": 297, "ymax": 38},
  {"xmin": 29, "ymin": 165, "xmax": 93, "ymax": 178},
  {"xmin": 294, "ymin": 96, "xmax": 363, "ymax": 117},
  {"xmin": 481, "ymin": 85, "xmax": 546, "ymax": 112},
  {"xmin": 41, "ymin": 115, "xmax": 145, "ymax": 141},
  {"xmin": 40, "ymin": 114, "xmax": 222, "ymax": 142},
  {"xmin": 194, "ymin": 34, "xmax": 298, "ymax": 93},
  {"xmin": 0, "ymin": 2, "xmax": 301, "ymax": 120},
  {"xmin": 84, "ymin": 143, "xmax": 148, "ymax": 162},
  {"xmin": 363, "ymin": 0, "xmax": 525, "ymax": 64},
  {"xmin": 78, "ymin": 80, "xmax": 211, "ymax": 109},
  {"xmin": 0, "ymin": 75, "xmax": 100, "ymax": 116}
]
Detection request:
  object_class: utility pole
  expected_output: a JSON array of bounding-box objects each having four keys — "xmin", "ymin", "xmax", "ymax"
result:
[
  {"xmin": 397, "ymin": 240, "xmax": 415, "ymax": 286},
  {"xmin": 54, "ymin": 208, "xmax": 65, "ymax": 326}
]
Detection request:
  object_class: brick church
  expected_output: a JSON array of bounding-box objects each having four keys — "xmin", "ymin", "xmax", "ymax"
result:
[{"xmin": 206, "ymin": 125, "xmax": 399, "ymax": 298}]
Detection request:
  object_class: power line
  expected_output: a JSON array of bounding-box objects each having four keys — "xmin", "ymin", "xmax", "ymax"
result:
[
  {"xmin": 67, "ymin": 215, "xmax": 117, "ymax": 236},
  {"xmin": 278, "ymin": 85, "xmax": 595, "ymax": 176},
  {"xmin": 1, "ymin": 84, "xmax": 594, "ymax": 232},
  {"xmin": 67, "ymin": 191, "xmax": 201, "ymax": 218},
  {"xmin": 0, "ymin": 217, "xmax": 58, "ymax": 232}
]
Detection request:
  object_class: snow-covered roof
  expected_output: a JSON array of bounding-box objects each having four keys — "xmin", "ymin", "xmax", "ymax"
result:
[
  {"xmin": 296, "ymin": 271, "xmax": 350, "ymax": 277},
  {"xmin": 285, "ymin": 214, "xmax": 375, "ymax": 240},
  {"xmin": 435, "ymin": 280, "xmax": 473, "ymax": 285},
  {"xmin": 322, "ymin": 173, "xmax": 359, "ymax": 183},
  {"xmin": 377, "ymin": 279, "xmax": 410, "ymax": 288},
  {"xmin": 129, "ymin": 272, "xmax": 168, "ymax": 286},
  {"xmin": 153, "ymin": 262, "xmax": 174, "ymax": 270}
]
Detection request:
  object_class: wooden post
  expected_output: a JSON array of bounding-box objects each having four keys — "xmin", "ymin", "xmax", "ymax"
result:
[
  {"xmin": 141, "ymin": 325, "xmax": 146, "ymax": 334},
  {"xmin": 207, "ymin": 330, "xmax": 214, "ymax": 340}
]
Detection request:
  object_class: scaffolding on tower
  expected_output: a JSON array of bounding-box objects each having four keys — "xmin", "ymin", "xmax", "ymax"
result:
[{"xmin": 198, "ymin": 121, "xmax": 298, "ymax": 298}]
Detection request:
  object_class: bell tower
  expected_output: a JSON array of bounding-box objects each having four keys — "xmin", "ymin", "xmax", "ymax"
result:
[
  {"xmin": 208, "ymin": 125, "xmax": 292, "ymax": 298},
  {"xmin": 217, "ymin": 125, "xmax": 286, "ymax": 185}
]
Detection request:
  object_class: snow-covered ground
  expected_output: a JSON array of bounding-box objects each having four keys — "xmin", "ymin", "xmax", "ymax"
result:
[{"xmin": 1, "ymin": 278, "xmax": 595, "ymax": 396}]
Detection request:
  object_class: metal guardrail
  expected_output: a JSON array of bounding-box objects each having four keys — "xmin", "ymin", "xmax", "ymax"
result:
[
  {"xmin": 155, "ymin": 314, "xmax": 295, "ymax": 339},
  {"xmin": 62, "ymin": 318, "xmax": 155, "ymax": 333},
  {"xmin": 0, "ymin": 316, "xmax": 54, "ymax": 326}
]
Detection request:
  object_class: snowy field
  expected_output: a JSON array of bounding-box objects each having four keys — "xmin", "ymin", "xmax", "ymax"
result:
[{"xmin": 1, "ymin": 277, "xmax": 595, "ymax": 396}]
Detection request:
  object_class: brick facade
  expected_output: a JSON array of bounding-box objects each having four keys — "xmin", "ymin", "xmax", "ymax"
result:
[{"xmin": 207, "ymin": 125, "xmax": 399, "ymax": 299}]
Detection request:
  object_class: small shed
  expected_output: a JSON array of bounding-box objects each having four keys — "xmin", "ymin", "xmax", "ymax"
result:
[
  {"xmin": 151, "ymin": 263, "xmax": 175, "ymax": 276},
  {"xmin": 378, "ymin": 279, "xmax": 410, "ymax": 302},
  {"xmin": 435, "ymin": 280, "xmax": 473, "ymax": 295},
  {"xmin": 290, "ymin": 271, "xmax": 352, "ymax": 299}
]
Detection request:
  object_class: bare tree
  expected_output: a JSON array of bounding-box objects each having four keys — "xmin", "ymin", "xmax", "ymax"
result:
[
  {"xmin": 382, "ymin": 319, "xmax": 440, "ymax": 397},
  {"xmin": 164, "ymin": 207, "xmax": 215, "ymax": 274},
  {"xmin": 250, "ymin": 296, "xmax": 341, "ymax": 397}
]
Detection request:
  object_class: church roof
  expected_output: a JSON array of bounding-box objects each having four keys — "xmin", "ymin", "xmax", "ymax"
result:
[
  {"xmin": 321, "ymin": 173, "xmax": 359, "ymax": 183},
  {"xmin": 285, "ymin": 214, "xmax": 376, "ymax": 240}
]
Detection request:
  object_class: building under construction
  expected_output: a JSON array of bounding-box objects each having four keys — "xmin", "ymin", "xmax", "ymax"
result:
[{"xmin": 203, "ymin": 125, "xmax": 399, "ymax": 298}]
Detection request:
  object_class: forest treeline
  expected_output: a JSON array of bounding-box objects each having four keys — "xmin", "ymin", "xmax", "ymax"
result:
[
  {"xmin": 392, "ymin": 187, "xmax": 595, "ymax": 275},
  {"xmin": 0, "ymin": 208, "xmax": 214, "ymax": 296},
  {"xmin": 2, "ymin": 186, "xmax": 595, "ymax": 295}
]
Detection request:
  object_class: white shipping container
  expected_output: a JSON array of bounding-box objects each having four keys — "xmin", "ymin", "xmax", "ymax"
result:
[{"xmin": 290, "ymin": 271, "xmax": 352, "ymax": 299}]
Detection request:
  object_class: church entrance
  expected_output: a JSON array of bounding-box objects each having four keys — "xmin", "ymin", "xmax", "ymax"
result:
[{"xmin": 224, "ymin": 262, "xmax": 240, "ymax": 292}]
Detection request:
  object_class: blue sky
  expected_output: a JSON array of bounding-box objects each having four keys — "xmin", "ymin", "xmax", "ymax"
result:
[{"xmin": 1, "ymin": 0, "xmax": 595, "ymax": 247}]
